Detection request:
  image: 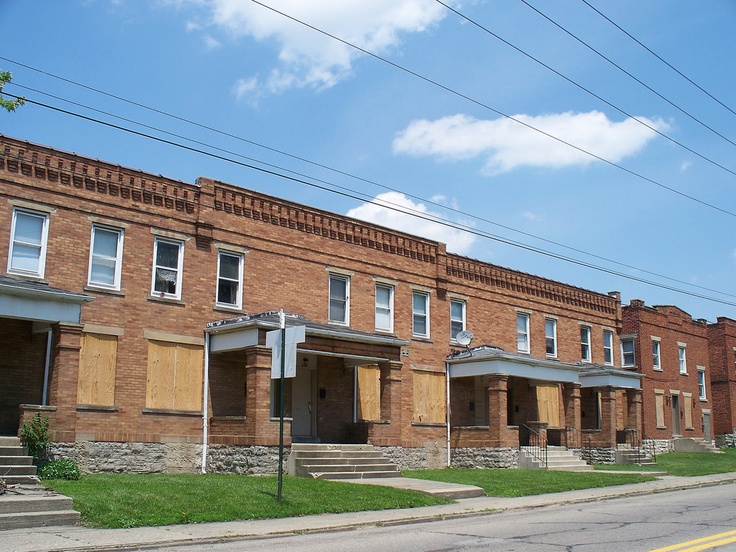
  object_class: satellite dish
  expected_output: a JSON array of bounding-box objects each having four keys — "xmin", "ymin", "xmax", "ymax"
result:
[{"xmin": 455, "ymin": 330, "xmax": 474, "ymax": 346}]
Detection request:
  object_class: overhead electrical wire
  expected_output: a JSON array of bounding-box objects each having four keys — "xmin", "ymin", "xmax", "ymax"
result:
[
  {"xmin": 516, "ymin": 0, "xmax": 736, "ymax": 150},
  {"xmin": 6, "ymin": 75, "xmax": 736, "ymax": 302},
  {"xmin": 435, "ymin": 0, "xmax": 736, "ymax": 178},
  {"xmin": 6, "ymin": 90, "xmax": 736, "ymax": 309},
  {"xmin": 248, "ymin": 0, "xmax": 736, "ymax": 219},
  {"xmin": 580, "ymin": 0, "xmax": 736, "ymax": 119}
]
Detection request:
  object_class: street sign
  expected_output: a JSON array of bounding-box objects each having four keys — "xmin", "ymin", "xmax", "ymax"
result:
[{"xmin": 266, "ymin": 325, "xmax": 305, "ymax": 379}]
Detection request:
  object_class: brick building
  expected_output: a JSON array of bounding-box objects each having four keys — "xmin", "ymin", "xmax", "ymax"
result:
[
  {"xmin": 622, "ymin": 300, "xmax": 712, "ymax": 453},
  {"xmin": 707, "ymin": 317, "xmax": 736, "ymax": 444},
  {"xmin": 0, "ymin": 134, "xmax": 642, "ymax": 473}
]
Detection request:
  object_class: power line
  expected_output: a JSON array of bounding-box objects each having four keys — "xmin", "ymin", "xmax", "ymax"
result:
[
  {"xmin": 246, "ymin": 0, "xmax": 736, "ymax": 219},
  {"xmin": 580, "ymin": 0, "xmax": 736, "ymax": 119},
  {"xmin": 436, "ymin": 0, "xmax": 736, "ymax": 178},
  {"xmin": 7, "ymin": 76, "xmax": 736, "ymax": 302},
  {"xmin": 6, "ymin": 91, "xmax": 736, "ymax": 309}
]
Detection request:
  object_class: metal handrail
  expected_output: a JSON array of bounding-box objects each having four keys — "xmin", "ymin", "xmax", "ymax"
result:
[
  {"xmin": 564, "ymin": 426, "xmax": 592, "ymax": 464},
  {"xmin": 520, "ymin": 424, "xmax": 547, "ymax": 468}
]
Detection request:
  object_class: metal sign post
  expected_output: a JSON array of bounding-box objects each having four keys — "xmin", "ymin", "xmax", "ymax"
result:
[{"xmin": 265, "ymin": 311, "xmax": 305, "ymax": 502}]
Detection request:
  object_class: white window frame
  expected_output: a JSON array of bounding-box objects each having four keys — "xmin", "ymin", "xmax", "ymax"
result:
[
  {"xmin": 450, "ymin": 299, "xmax": 466, "ymax": 341},
  {"xmin": 328, "ymin": 273, "xmax": 350, "ymax": 325},
  {"xmin": 412, "ymin": 290, "xmax": 430, "ymax": 338},
  {"xmin": 151, "ymin": 237, "xmax": 184, "ymax": 300},
  {"xmin": 621, "ymin": 338, "xmax": 636, "ymax": 367},
  {"xmin": 603, "ymin": 330, "xmax": 614, "ymax": 366},
  {"xmin": 374, "ymin": 283, "xmax": 394, "ymax": 332},
  {"xmin": 697, "ymin": 368, "xmax": 707, "ymax": 400},
  {"xmin": 545, "ymin": 318, "xmax": 557, "ymax": 358},
  {"xmin": 580, "ymin": 325, "xmax": 591, "ymax": 362},
  {"xmin": 87, "ymin": 225, "xmax": 124, "ymax": 290},
  {"xmin": 678, "ymin": 344, "xmax": 688, "ymax": 374},
  {"xmin": 517, "ymin": 312, "xmax": 530, "ymax": 353},
  {"xmin": 652, "ymin": 338, "xmax": 662, "ymax": 371},
  {"xmin": 8, "ymin": 208, "xmax": 50, "ymax": 278},
  {"xmin": 216, "ymin": 250, "xmax": 244, "ymax": 309}
]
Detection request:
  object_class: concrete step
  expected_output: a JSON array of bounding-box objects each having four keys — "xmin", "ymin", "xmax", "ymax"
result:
[
  {"xmin": 0, "ymin": 465, "xmax": 37, "ymax": 476},
  {"xmin": 0, "ymin": 494, "xmax": 74, "ymax": 515},
  {"xmin": 2, "ymin": 475, "xmax": 41, "ymax": 486},
  {"xmin": 0, "ymin": 510, "xmax": 81, "ymax": 531},
  {"xmin": 0, "ymin": 437, "xmax": 21, "ymax": 447},
  {"xmin": 290, "ymin": 456, "xmax": 389, "ymax": 465},
  {"xmin": 291, "ymin": 444, "xmax": 375, "ymax": 452},
  {"xmin": 0, "ymin": 455, "xmax": 32, "ymax": 466},
  {"xmin": 0, "ymin": 447, "xmax": 29, "ymax": 457},
  {"xmin": 302, "ymin": 463, "xmax": 397, "ymax": 473},
  {"xmin": 312, "ymin": 470, "xmax": 402, "ymax": 480}
]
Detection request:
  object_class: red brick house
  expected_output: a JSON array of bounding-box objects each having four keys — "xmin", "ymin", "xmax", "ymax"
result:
[
  {"xmin": 622, "ymin": 300, "xmax": 712, "ymax": 454},
  {"xmin": 0, "ymin": 134, "xmax": 642, "ymax": 472},
  {"xmin": 707, "ymin": 317, "xmax": 736, "ymax": 445}
]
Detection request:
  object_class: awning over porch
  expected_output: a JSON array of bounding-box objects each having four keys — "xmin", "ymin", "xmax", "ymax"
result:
[
  {"xmin": 0, "ymin": 275, "xmax": 92, "ymax": 323},
  {"xmin": 578, "ymin": 364, "xmax": 643, "ymax": 389},
  {"xmin": 206, "ymin": 311, "xmax": 409, "ymax": 362}
]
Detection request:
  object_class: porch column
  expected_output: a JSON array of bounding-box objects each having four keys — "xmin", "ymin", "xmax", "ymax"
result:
[
  {"xmin": 370, "ymin": 360, "xmax": 402, "ymax": 446},
  {"xmin": 46, "ymin": 322, "xmax": 83, "ymax": 442},
  {"xmin": 599, "ymin": 386, "xmax": 617, "ymax": 447},
  {"xmin": 244, "ymin": 346, "xmax": 284, "ymax": 447},
  {"xmin": 563, "ymin": 382, "xmax": 581, "ymax": 433},
  {"xmin": 627, "ymin": 388, "xmax": 643, "ymax": 433},
  {"xmin": 487, "ymin": 375, "xmax": 511, "ymax": 447}
]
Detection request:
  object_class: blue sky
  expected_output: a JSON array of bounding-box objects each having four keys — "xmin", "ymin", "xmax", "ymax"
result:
[{"xmin": 2, "ymin": 0, "xmax": 736, "ymax": 322}]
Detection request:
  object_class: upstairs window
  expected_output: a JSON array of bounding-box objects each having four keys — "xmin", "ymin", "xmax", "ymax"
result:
[
  {"xmin": 698, "ymin": 369, "xmax": 707, "ymax": 400},
  {"xmin": 580, "ymin": 326, "xmax": 591, "ymax": 362},
  {"xmin": 375, "ymin": 283, "xmax": 394, "ymax": 332},
  {"xmin": 216, "ymin": 251, "xmax": 243, "ymax": 309},
  {"xmin": 545, "ymin": 318, "xmax": 557, "ymax": 357},
  {"xmin": 152, "ymin": 238, "xmax": 184, "ymax": 300},
  {"xmin": 450, "ymin": 299, "xmax": 466, "ymax": 341},
  {"xmin": 329, "ymin": 273, "xmax": 349, "ymax": 324},
  {"xmin": 679, "ymin": 345, "xmax": 687, "ymax": 374},
  {"xmin": 652, "ymin": 339, "xmax": 661, "ymax": 370},
  {"xmin": 412, "ymin": 291, "xmax": 430, "ymax": 338},
  {"xmin": 88, "ymin": 225, "xmax": 124, "ymax": 290},
  {"xmin": 603, "ymin": 330, "xmax": 614, "ymax": 365},
  {"xmin": 8, "ymin": 208, "xmax": 49, "ymax": 278},
  {"xmin": 517, "ymin": 313, "xmax": 530, "ymax": 353},
  {"xmin": 621, "ymin": 338, "xmax": 636, "ymax": 367}
]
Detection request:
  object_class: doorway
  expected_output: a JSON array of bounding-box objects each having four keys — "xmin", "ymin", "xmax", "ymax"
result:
[
  {"xmin": 291, "ymin": 355, "xmax": 317, "ymax": 442},
  {"xmin": 703, "ymin": 410, "xmax": 712, "ymax": 442},
  {"xmin": 671, "ymin": 393, "xmax": 681, "ymax": 436}
]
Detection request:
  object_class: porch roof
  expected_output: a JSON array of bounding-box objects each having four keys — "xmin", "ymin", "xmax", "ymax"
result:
[
  {"xmin": 446, "ymin": 345, "xmax": 580, "ymax": 383},
  {"xmin": 0, "ymin": 275, "xmax": 92, "ymax": 323},
  {"xmin": 578, "ymin": 364, "xmax": 643, "ymax": 389},
  {"xmin": 446, "ymin": 346, "xmax": 641, "ymax": 389},
  {"xmin": 206, "ymin": 311, "xmax": 409, "ymax": 354}
]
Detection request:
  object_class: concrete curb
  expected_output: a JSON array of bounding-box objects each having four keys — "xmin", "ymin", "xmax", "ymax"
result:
[{"xmin": 5, "ymin": 473, "xmax": 736, "ymax": 552}]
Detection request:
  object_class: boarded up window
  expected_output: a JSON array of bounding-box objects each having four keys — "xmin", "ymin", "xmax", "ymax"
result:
[
  {"xmin": 78, "ymin": 333, "xmax": 117, "ymax": 406},
  {"xmin": 146, "ymin": 341, "xmax": 204, "ymax": 411},
  {"xmin": 413, "ymin": 370, "xmax": 445, "ymax": 423},
  {"xmin": 356, "ymin": 365, "xmax": 380, "ymax": 421},
  {"xmin": 684, "ymin": 394, "xmax": 693, "ymax": 429},
  {"xmin": 655, "ymin": 390, "xmax": 665, "ymax": 428},
  {"xmin": 536, "ymin": 384, "xmax": 561, "ymax": 426}
]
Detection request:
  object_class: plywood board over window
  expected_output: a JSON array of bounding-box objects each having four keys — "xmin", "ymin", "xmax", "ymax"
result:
[
  {"xmin": 78, "ymin": 333, "xmax": 117, "ymax": 406},
  {"xmin": 413, "ymin": 371, "xmax": 446, "ymax": 423},
  {"xmin": 356, "ymin": 364, "xmax": 380, "ymax": 421},
  {"xmin": 684, "ymin": 394, "xmax": 694, "ymax": 430},
  {"xmin": 654, "ymin": 390, "xmax": 665, "ymax": 428},
  {"xmin": 146, "ymin": 341, "xmax": 204, "ymax": 412},
  {"xmin": 536, "ymin": 383, "xmax": 561, "ymax": 427}
]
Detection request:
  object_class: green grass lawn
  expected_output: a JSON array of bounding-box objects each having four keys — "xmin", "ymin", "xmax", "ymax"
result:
[
  {"xmin": 594, "ymin": 448, "xmax": 736, "ymax": 476},
  {"xmin": 403, "ymin": 468, "xmax": 656, "ymax": 497},
  {"xmin": 44, "ymin": 474, "xmax": 451, "ymax": 528}
]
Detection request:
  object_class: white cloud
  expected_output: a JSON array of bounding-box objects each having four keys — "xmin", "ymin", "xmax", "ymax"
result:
[
  {"xmin": 182, "ymin": 0, "xmax": 449, "ymax": 94},
  {"xmin": 523, "ymin": 211, "xmax": 541, "ymax": 222},
  {"xmin": 346, "ymin": 192, "xmax": 476, "ymax": 255},
  {"xmin": 393, "ymin": 111, "xmax": 670, "ymax": 174}
]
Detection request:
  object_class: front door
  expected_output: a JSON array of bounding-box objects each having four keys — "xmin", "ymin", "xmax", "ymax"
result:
[
  {"xmin": 671, "ymin": 394, "xmax": 681, "ymax": 436},
  {"xmin": 703, "ymin": 411, "xmax": 712, "ymax": 442},
  {"xmin": 292, "ymin": 358, "xmax": 316, "ymax": 442}
]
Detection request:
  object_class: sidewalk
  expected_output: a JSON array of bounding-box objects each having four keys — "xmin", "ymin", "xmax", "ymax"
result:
[{"xmin": 6, "ymin": 472, "xmax": 736, "ymax": 552}]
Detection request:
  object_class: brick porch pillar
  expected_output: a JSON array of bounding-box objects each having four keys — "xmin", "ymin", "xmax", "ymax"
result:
[
  {"xmin": 627, "ymin": 388, "xmax": 643, "ymax": 433},
  {"xmin": 244, "ymin": 345, "xmax": 285, "ymax": 447},
  {"xmin": 46, "ymin": 322, "xmax": 83, "ymax": 442},
  {"xmin": 369, "ymin": 360, "xmax": 402, "ymax": 447},
  {"xmin": 563, "ymin": 382, "xmax": 581, "ymax": 445},
  {"xmin": 599, "ymin": 386, "xmax": 618, "ymax": 447},
  {"xmin": 487, "ymin": 375, "xmax": 511, "ymax": 447}
]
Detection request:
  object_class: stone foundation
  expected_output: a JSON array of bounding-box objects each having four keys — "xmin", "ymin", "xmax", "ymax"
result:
[
  {"xmin": 581, "ymin": 447, "xmax": 615, "ymax": 464},
  {"xmin": 206, "ymin": 445, "xmax": 284, "ymax": 475},
  {"xmin": 715, "ymin": 434, "xmax": 736, "ymax": 448},
  {"xmin": 450, "ymin": 447, "xmax": 519, "ymax": 469},
  {"xmin": 48, "ymin": 442, "xmax": 204, "ymax": 474}
]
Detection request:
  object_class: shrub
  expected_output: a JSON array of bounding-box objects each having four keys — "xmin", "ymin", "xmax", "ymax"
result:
[
  {"xmin": 39, "ymin": 459, "xmax": 81, "ymax": 481},
  {"xmin": 19, "ymin": 413, "xmax": 50, "ymax": 462}
]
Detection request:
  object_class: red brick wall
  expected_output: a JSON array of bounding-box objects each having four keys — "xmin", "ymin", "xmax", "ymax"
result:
[{"xmin": 0, "ymin": 136, "xmax": 624, "ymax": 449}]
